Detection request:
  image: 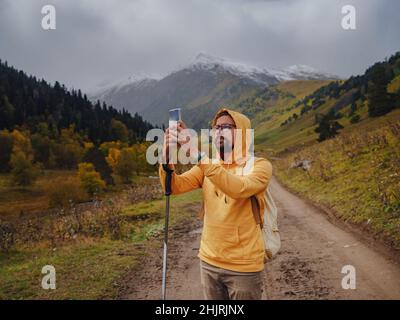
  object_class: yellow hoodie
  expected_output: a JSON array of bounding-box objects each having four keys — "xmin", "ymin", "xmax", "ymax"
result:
[{"xmin": 159, "ymin": 108, "xmax": 272, "ymax": 272}]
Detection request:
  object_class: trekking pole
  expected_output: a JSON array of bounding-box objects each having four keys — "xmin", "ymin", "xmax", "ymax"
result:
[{"xmin": 161, "ymin": 163, "xmax": 173, "ymax": 300}]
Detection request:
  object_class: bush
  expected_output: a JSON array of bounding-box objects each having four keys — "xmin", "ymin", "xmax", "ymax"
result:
[
  {"xmin": 78, "ymin": 162, "xmax": 106, "ymax": 196},
  {"xmin": 9, "ymin": 151, "xmax": 39, "ymax": 187},
  {"xmin": 46, "ymin": 177, "xmax": 89, "ymax": 208},
  {"xmin": 106, "ymin": 147, "xmax": 136, "ymax": 184}
]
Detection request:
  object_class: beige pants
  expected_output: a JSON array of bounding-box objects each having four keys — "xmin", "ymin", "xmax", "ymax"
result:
[{"xmin": 200, "ymin": 260, "xmax": 264, "ymax": 300}]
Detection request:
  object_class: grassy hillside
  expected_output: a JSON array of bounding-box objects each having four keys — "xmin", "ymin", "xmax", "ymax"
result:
[
  {"xmin": 254, "ymin": 52, "xmax": 400, "ymax": 155},
  {"xmin": 234, "ymin": 80, "xmax": 336, "ymax": 153},
  {"xmin": 236, "ymin": 80, "xmax": 333, "ymax": 129},
  {"xmin": 248, "ymin": 53, "xmax": 400, "ymax": 250},
  {"xmin": 272, "ymin": 117, "xmax": 400, "ymax": 249}
]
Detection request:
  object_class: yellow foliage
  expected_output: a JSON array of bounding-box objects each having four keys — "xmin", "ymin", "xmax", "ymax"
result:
[
  {"xmin": 99, "ymin": 141, "xmax": 127, "ymax": 155},
  {"xmin": 11, "ymin": 129, "xmax": 33, "ymax": 159},
  {"xmin": 105, "ymin": 148, "xmax": 121, "ymax": 170},
  {"xmin": 388, "ymin": 75, "xmax": 400, "ymax": 94},
  {"xmin": 84, "ymin": 142, "xmax": 94, "ymax": 150},
  {"xmin": 78, "ymin": 162, "xmax": 106, "ymax": 195}
]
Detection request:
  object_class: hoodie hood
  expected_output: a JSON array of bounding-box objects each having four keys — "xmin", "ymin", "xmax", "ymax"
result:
[{"xmin": 212, "ymin": 107, "xmax": 253, "ymax": 165}]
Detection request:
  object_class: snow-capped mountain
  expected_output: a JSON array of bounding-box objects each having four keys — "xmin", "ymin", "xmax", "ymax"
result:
[
  {"xmin": 278, "ymin": 64, "xmax": 338, "ymax": 81},
  {"xmin": 185, "ymin": 53, "xmax": 337, "ymax": 83},
  {"xmin": 185, "ymin": 53, "xmax": 279, "ymax": 85},
  {"xmin": 91, "ymin": 53, "xmax": 338, "ymax": 128},
  {"xmin": 90, "ymin": 74, "xmax": 160, "ymax": 108}
]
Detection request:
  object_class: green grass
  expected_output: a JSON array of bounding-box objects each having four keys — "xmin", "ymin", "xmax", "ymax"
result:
[
  {"xmin": 272, "ymin": 123, "xmax": 400, "ymax": 249},
  {"xmin": 123, "ymin": 190, "xmax": 202, "ymax": 242},
  {"xmin": 245, "ymin": 78, "xmax": 400, "ymax": 250},
  {"xmin": 0, "ymin": 240, "xmax": 137, "ymax": 299},
  {"xmin": 255, "ymin": 94, "xmax": 341, "ymax": 153},
  {"xmin": 0, "ymin": 189, "xmax": 202, "ymax": 299},
  {"xmin": 237, "ymin": 80, "xmax": 335, "ymax": 154}
]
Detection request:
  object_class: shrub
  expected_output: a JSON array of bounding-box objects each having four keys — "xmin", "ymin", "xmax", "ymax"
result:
[
  {"xmin": 9, "ymin": 151, "xmax": 39, "ymax": 187},
  {"xmin": 78, "ymin": 162, "xmax": 106, "ymax": 196},
  {"xmin": 46, "ymin": 177, "xmax": 89, "ymax": 208},
  {"xmin": 106, "ymin": 147, "xmax": 136, "ymax": 184}
]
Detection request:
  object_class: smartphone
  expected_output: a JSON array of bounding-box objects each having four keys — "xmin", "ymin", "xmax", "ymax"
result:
[{"xmin": 169, "ymin": 108, "xmax": 181, "ymax": 128}]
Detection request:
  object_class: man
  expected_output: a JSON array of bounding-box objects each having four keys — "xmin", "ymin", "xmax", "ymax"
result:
[{"xmin": 159, "ymin": 108, "xmax": 272, "ymax": 300}]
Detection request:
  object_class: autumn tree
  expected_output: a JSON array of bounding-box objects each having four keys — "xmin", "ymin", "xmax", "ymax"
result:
[
  {"xmin": 78, "ymin": 162, "xmax": 106, "ymax": 196},
  {"xmin": 54, "ymin": 125, "xmax": 84, "ymax": 169},
  {"xmin": 106, "ymin": 147, "xmax": 136, "ymax": 184},
  {"xmin": 9, "ymin": 130, "xmax": 38, "ymax": 186},
  {"xmin": 82, "ymin": 146, "xmax": 113, "ymax": 185}
]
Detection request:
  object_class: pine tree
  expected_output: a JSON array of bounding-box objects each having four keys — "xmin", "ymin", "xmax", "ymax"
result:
[
  {"xmin": 368, "ymin": 64, "xmax": 394, "ymax": 117},
  {"xmin": 315, "ymin": 110, "xmax": 344, "ymax": 142}
]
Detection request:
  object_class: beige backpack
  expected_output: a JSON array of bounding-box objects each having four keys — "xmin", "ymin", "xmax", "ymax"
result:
[{"xmin": 242, "ymin": 157, "xmax": 281, "ymax": 261}]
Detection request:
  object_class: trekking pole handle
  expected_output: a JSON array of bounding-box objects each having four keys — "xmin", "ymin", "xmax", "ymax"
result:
[{"xmin": 162, "ymin": 164, "xmax": 174, "ymax": 196}]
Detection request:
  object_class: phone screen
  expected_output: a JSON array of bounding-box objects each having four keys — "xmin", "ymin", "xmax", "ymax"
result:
[{"xmin": 169, "ymin": 108, "xmax": 181, "ymax": 127}]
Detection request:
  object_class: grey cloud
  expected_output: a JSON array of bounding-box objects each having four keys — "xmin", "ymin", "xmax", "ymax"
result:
[{"xmin": 0, "ymin": 0, "xmax": 399, "ymax": 93}]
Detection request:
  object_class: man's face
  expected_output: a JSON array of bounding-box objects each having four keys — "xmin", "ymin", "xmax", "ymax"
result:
[{"xmin": 213, "ymin": 115, "xmax": 236, "ymax": 159}]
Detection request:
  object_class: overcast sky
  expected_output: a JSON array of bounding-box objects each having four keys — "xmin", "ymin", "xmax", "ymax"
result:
[{"xmin": 0, "ymin": 0, "xmax": 399, "ymax": 93}]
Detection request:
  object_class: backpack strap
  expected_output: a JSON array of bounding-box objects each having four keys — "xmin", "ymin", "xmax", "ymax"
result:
[
  {"xmin": 243, "ymin": 157, "xmax": 264, "ymax": 228},
  {"xmin": 250, "ymin": 195, "xmax": 263, "ymax": 228},
  {"xmin": 197, "ymin": 201, "xmax": 205, "ymax": 220}
]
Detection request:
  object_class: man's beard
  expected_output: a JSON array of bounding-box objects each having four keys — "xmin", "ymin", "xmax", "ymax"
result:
[{"xmin": 217, "ymin": 137, "xmax": 233, "ymax": 161}]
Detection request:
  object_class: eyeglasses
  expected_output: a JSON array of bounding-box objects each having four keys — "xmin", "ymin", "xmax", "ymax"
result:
[{"xmin": 214, "ymin": 124, "xmax": 236, "ymax": 132}]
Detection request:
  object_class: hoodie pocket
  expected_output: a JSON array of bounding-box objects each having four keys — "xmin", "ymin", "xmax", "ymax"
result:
[
  {"xmin": 201, "ymin": 223, "xmax": 243, "ymax": 261},
  {"xmin": 238, "ymin": 225, "xmax": 265, "ymax": 262}
]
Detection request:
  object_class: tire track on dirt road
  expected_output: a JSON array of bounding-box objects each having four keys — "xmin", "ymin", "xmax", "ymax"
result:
[{"xmin": 124, "ymin": 177, "xmax": 400, "ymax": 300}]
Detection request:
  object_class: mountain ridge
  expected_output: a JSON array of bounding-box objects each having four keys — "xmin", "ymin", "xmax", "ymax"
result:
[{"xmin": 91, "ymin": 53, "xmax": 339, "ymax": 128}]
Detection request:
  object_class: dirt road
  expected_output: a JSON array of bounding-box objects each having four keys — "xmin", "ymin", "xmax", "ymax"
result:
[{"xmin": 124, "ymin": 177, "xmax": 400, "ymax": 300}]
